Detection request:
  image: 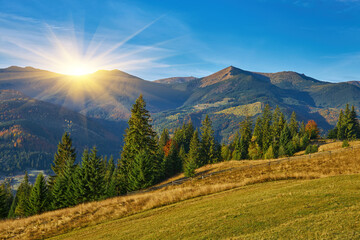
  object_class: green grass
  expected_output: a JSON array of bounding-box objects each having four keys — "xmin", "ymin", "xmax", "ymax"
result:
[{"xmin": 52, "ymin": 174, "xmax": 360, "ymax": 240}]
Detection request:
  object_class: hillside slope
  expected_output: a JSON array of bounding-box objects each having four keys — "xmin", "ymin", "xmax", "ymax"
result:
[
  {"xmin": 53, "ymin": 174, "xmax": 360, "ymax": 240},
  {"xmin": 0, "ymin": 66, "xmax": 190, "ymax": 120},
  {"xmin": 1, "ymin": 141, "xmax": 359, "ymax": 240},
  {"xmin": 153, "ymin": 66, "xmax": 360, "ymax": 142},
  {"xmin": 0, "ymin": 89, "xmax": 125, "ymax": 174}
]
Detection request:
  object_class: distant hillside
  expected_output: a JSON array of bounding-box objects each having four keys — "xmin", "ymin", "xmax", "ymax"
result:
[
  {"xmin": 153, "ymin": 66, "xmax": 360, "ymax": 143},
  {"xmin": 347, "ymin": 81, "xmax": 360, "ymax": 88},
  {"xmin": 1, "ymin": 65, "xmax": 360, "ymax": 145},
  {"xmin": 154, "ymin": 76, "xmax": 197, "ymax": 84},
  {"xmin": 0, "ymin": 89, "xmax": 125, "ymax": 174},
  {"xmin": 0, "ymin": 67, "xmax": 190, "ymax": 121}
]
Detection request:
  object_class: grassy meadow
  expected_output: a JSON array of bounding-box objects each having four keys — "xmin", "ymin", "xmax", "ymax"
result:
[
  {"xmin": 52, "ymin": 174, "xmax": 360, "ymax": 240},
  {"xmin": 0, "ymin": 141, "xmax": 360, "ymax": 239}
]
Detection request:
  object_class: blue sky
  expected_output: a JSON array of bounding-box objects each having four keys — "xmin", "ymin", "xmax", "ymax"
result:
[{"xmin": 0, "ymin": 0, "xmax": 360, "ymax": 81}]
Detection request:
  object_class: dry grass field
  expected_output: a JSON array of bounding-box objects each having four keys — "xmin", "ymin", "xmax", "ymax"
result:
[{"xmin": 1, "ymin": 141, "xmax": 360, "ymax": 240}]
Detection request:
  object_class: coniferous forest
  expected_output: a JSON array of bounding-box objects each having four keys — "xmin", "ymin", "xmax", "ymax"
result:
[{"xmin": 1, "ymin": 95, "xmax": 359, "ymax": 220}]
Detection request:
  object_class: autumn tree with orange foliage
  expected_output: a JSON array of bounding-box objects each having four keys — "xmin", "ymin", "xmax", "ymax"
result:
[{"xmin": 305, "ymin": 120, "xmax": 320, "ymax": 139}]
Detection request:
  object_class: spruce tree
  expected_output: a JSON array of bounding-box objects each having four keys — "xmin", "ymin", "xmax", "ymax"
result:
[
  {"xmin": 253, "ymin": 116, "xmax": 263, "ymax": 148},
  {"xmin": 271, "ymin": 106, "xmax": 282, "ymax": 146},
  {"xmin": 184, "ymin": 157, "xmax": 196, "ymax": 178},
  {"xmin": 50, "ymin": 132, "xmax": 76, "ymax": 186},
  {"xmin": 347, "ymin": 105, "xmax": 360, "ymax": 139},
  {"xmin": 261, "ymin": 104, "xmax": 273, "ymax": 152},
  {"xmin": 104, "ymin": 155, "xmax": 115, "ymax": 196},
  {"xmin": 179, "ymin": 145, "xmax": 187, "ymax": 167},
  {"xmin": 221, "ymin": 144, "xmax": 231, "ymax": 161},
  {"xmin": 264, "ymin": 145, "xmax": 275, "ymax": 159},
  {"xmin": 299, "ymin": 121, "xmax": 306, "ymax": 137},
  {"xmin": 28, "ymin": 173, "xmax": 49, "ymax": 215},
  {"xmin": 280, "ymin": 124, "xmax": 292, "ymax": 148},
  {"xmin": 14, "ymin": 172, "xmax": 32, "ymax": 217},
  {"xmin": 239, "ymin": 117, "xmax": 252, "ymax": 159},
  {"xmin": 200, "ymin": 115, "xmax": 219, "ymax": 165},
  {"xmin": 127, "ymin": 149, "xmax": 156, "ymax": 191},
  {"xmin": 77, "ymin": 147, "xmax": 106, "ymax": 202},
  {"xmin": 159, "ymin": 128, "xmax": 170, "ymax": 148},
  {"xmin": 0, "ymin": 181, "xmax": 12, "ymax": 219},
  {"xmin": 337, "ymin": 110, "xmax": 346, "ymax": 140},
  {"xmin": 51, "ymin": 156, "xmax": 78, "ymax": 209},
  {"xmin": 162, "ymin": 140, "xmax": 181, "ymax": 177},
  {"xmin": 188, "ymin": 130, "xmax": 201, "ymax": 167},
  {"xmin": 289, "ymin": 111, "xmax": 299, "ymax": 137},
  {"xmin": 183, "ymin": 121, "xmax": 195, "ymax": 153},
  {"xmin": 119, "ymin": 95, "xmax": 160, "ymax": 191}
]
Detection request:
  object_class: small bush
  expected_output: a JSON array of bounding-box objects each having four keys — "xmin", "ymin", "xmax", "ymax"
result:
[
  {"xmin": 305, "ymin": 145, "xmax": 318, "ymax": 154},
  {"xmin": 342, "ymin": 140, "xmax": 350, "ymax": 148}
]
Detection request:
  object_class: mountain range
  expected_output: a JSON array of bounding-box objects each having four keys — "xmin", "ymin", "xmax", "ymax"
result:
[{"xmin": 0, "ymin": 65, "xmax": 359, "ymax": 173}]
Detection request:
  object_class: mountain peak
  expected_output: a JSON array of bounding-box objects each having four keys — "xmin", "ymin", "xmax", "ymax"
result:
[{"xmin": 200, "ymin": 66, "xmax": 247, "ymax": 87}]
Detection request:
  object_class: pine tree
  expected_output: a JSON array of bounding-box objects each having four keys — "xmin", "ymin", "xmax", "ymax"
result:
[
  {"xmin": 127, "ymin": 149, "xmax": 156, "ymax": 191},
  {"xmin": 50, "ymin": 132, "xmax": 76, "ymax": 186},
  {"xmin": 221, "ymin": 144, "xmax": 231, "ymax": 161},
  {"xmin": 239, "ymin": 117, "xmax": 252, "ymax": 159},
  {"xmin": 0, "ymin": 181, "xmax": 12, "ymax": 219},
  {"xmin": 346, "ymin": 105, "xmax": 360, "ymax": 139},
  {"xmin": 51, "ymin": 159, "xmax": 76, "ymax": 209},
  {"xmin": 299, "ymin": 121, "xmax": 306, "ymax": 137},
  {"xmin": 104, "ymin": 155, "xmax": 115, "ymax": 196},
  {"xmin": 200, "ymin": 115, "xmax": 219, "ymax": 165},
  {"xmin": 162, "ymin": 140, "xmax": 182, "ymax": 177},
  {"xmin": 264, "ymin": 145, "xmax": 275, "ymax": 159},
  {"xmin": 261, "ymin": 104, "xmax": 273, "ymax": 152},
  {"xmin": 336, "ymin": 110, "xmax": 346, "ymax": 140},
  {"xmin": 14, "ymin": 171, "xmax": 32, "ymax": 217},
  {"xmin": 248, "ymin": 140, "xmax": 262, "ymax": 160},
  {"xmin": 28, "ymin": 173, "xmax": 49, "ymax": 215},
  {"xmin": 179, "ymin": 145, "xmax": 187, "ymax": 167},
  {"xmin": 159, "ymin": 128, "xmax": 170, "ymax": 148},
  {"xmin": 280, "ymin": 124, "xmax": 292, "ymax": 148},
  {"xmin": 183, "ymin": 121, "xmax": 195, "ymax": 153},
  {"xmin": 188, "ymin": 130, "xmax": 201, "ymax": 167},
  {"xmin": 77, "ymin": 147, "xmax": 106, "ymax": 202},
  {"xmin": 289, "ymin": 111, "xmax": 299, "ymax": 137},
  {"xmin": 119, "ymin": 95, "xmax": 160, "ymax": 191},
  {"xmin": 184, "ymin": 157, "xmax": 196, "ymax": 178},
  {"xmin": 253, "ymin": 116, "xmax": 263, "ymax": 148},
  {"xmin": 271, "ymin": 106, "xmax": 282, "ymax": 145}
]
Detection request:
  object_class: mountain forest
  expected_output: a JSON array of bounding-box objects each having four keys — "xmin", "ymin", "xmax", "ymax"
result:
[{"xmin": 1, "ymin": 94, "xmax": 359, "ymax": 220}]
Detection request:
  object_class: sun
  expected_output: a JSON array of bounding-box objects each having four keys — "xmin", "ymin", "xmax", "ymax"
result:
[{"xmin": 62, "ymin": 62, "xmax": 97, "ymax": 76}]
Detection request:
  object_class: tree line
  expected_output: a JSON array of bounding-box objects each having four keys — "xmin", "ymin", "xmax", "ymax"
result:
[
  {"xmin": 5, "ymin": 96, "xmax": 353, "ymax": 219},
  {"xmin": 328, "ymin": 104, "xmax": 360, "ymax": 140}
]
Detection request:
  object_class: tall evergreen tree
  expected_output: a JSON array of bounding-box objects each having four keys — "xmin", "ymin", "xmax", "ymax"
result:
[
  {"xmin": 51, "ymin": 158, "xmax": 77, "ymax": 209},
  {"xmin": 50, "ymin": 132, "xmax": 76, "ymax": 186},
  {"xmin": 159, "ymin": 128, "xmax": 170, "ymax": 148},
  {"xmin": 200, "ymin": 115, "xmax": 219, "ymax": 165},
  {"xmin": 28, "ymin": 173, "xmax": 49, "ymax": 215},
  {"xmin": 119, "ymin": 95, "xmax": 160, "ymax": 191},
  {"xmin": 261, "ymin": 104, "xmax": 273, "ymax": 152},
  {"xmin": 183, "ymin": 121, "xmax": 195, "ymax": 153},
  {"xmin": 289, "ymin": 111, "xmax": 299, "ymax": 137},
  {"xmin": 14, "ymin": 171, "xmax": 32, "ymax": 217},
  {"xmin": 271, "ymin": 106, "xmax": 282, "ymax": 145},
  {"xmin": 336, "ymin": 110, "xmax": 346, "ymax": 140},
  {"xmin": 239, "ymin": 117, "xmax": 252, "ymax": 159},
  {"xmin": 188, "ymin": 130, "xmax": 201, "ymax": 168},
  {"xmin": 127, "ymin": 149, "xmax": 157, "ymax": 191},
  {"xmin": 76, "ymin": 147, "xmax": 105, "ymax": 202},
  {"xmin": 253, "ymin": 116, "xmax": 263, "ymax": 148},
  {"xmin": 0, "ymin": 181, "xmax": 12, "ymax": 219}
]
